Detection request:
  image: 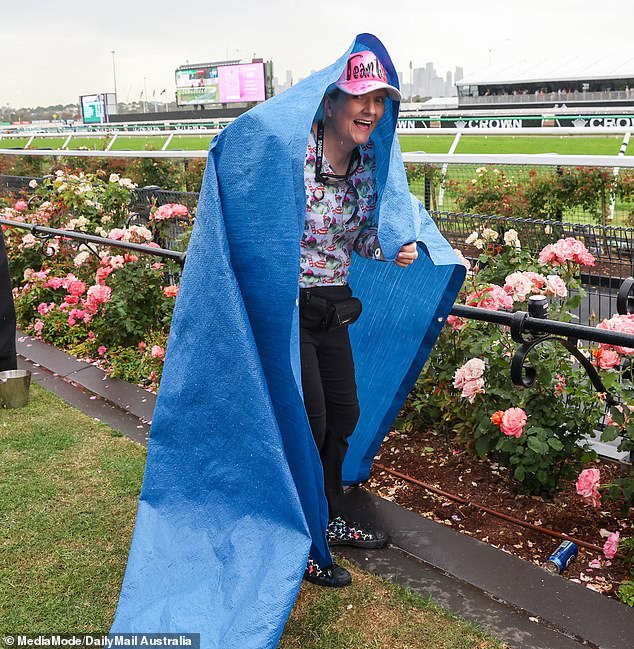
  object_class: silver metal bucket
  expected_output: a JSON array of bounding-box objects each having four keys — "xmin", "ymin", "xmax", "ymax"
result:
[{"xmin": 0, "ymin": 370, "xmax": 32, "ymax": 408}]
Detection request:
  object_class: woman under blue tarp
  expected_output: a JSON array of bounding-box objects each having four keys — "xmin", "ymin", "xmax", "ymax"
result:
[
  {"xmin": 111, "ymin": 33, "xmax": 465, "ymax": 649},
  {"xmin": 299, "ymin": 48, "xmax": 419, "ymax": 588}
]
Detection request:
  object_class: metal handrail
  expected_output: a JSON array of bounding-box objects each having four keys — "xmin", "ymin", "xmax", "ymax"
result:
[{"xmin": 0, "ymin": 217, "xmax": 186, "ymax": 266}]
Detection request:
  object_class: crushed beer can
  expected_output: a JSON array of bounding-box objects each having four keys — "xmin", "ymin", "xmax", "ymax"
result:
[{"xmin": 545, "ymin": 540, "xmax": 578, "ymax": 574}]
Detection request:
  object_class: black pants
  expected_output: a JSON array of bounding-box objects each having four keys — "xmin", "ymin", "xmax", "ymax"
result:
[
  {"xmin": 0, "ymin": 229, "xmax": 17, "ymax": 372},
  {"xmin": 300, "ymin": 286, "xmax": 360, "ymax": 521}
]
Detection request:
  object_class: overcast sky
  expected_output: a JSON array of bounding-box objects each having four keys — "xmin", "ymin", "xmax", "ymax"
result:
[{"xmin": 2, "ymin": 0, "xmax": 633, "ymax": 107}]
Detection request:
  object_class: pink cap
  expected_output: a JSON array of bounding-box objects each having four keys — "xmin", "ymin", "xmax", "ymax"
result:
[{"xmin": 335, "ymin": 50, "xmax": 402, "ymax": 101}]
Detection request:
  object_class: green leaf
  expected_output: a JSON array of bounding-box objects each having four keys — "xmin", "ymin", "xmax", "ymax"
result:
[
  {"xmin": 547, "ymin": 437, "xmax": 564, "ymax": 451},
  {"xmin": 600, "ymin": 425, "xmax": 621, "ymax": 443},
  {"xmin": 611, "ymin": 407, "xmax": 626, "ymax": 425},
  {"xmin": 514, "ymin": 465, "xmax": 526, "ymax": 481},
  {"xmin": 527, "ymin": 436, "xmax": 547, "ymax": 455},
  {"xmin": 475, "ymin": 436, "xmax": 491, "ymax": 457}
]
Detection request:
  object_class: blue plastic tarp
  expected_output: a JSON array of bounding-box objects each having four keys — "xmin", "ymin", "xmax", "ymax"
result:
[{"xmin": 111, "ymin": 33, "xmax": 465, "ymax": 649}]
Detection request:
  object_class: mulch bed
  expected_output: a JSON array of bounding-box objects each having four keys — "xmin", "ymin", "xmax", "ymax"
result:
[{"xmin": 366, "ymin": 428, "xmax": 633, "ymax": 600}]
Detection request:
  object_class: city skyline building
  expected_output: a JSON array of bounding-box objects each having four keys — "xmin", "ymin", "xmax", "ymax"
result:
[
  {"xmin": 398, "ymin": 61, "xmax": 464, "ymax": 99},
  {"xmin": 274, "ymin": 60, "xmax": 464, "ymax": 99}
]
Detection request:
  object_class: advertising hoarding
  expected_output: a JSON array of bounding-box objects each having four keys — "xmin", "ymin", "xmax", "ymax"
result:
[{"xmin": 175, "ymin": 62, "xmax": 266, "ymax": 106}]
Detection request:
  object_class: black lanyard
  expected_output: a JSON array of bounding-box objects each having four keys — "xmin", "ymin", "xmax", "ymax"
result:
[{"xmin": 314, "ymin": 121, "xmax": 360, "ymax": 183}]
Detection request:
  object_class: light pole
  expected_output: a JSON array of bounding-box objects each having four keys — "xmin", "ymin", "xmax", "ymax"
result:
[
  {"xmin": 409, "ymin": 60, "xmax": 413, "ymax": 104},
  {"xmin": 111, "ymin": 50, "xmax": 118, "ymax": 103},
  {"xmin": 143, "ymin": 77, "xmax": 148, "ymax": 114}
]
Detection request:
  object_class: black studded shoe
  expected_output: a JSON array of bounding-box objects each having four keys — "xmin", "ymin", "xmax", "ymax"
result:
[
  {"xmin": 303, "ymin": 556, "xmax": 352, "ymax": 587},
  {"xmin": 327, "ymin": 516, "xmax": 389, "ymax": 549}
]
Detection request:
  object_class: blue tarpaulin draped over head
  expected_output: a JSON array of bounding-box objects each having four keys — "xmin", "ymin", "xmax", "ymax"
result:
[{"xmin": 111, "ymin": 33, "xmax": 465, "ymax": 649}]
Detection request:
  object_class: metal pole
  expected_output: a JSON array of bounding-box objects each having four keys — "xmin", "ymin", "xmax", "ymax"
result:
[
  {"xmin": 111, "ymin": 50, "xmax": 118, "ymax": 102},
  {"xmin": 143, "ymin": 78, "xmax": 148, "ymax": 114}
]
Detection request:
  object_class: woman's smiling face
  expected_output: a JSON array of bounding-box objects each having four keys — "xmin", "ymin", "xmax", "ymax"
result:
[{"xmin": 324, "ymin": 89, "xmax": 387, "ymax": 151}]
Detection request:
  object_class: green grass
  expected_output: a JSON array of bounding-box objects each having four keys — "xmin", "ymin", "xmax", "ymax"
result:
[
  {"xmin": 0, "ymin": 384, "xmax": 506, "ymax": 647},
  {"xmin": 0, "ymin": 384, "xmax": 145, "ymax": 632},
  {"xmin": 397, "ymin": 134, "xmax": 627, "ymax": 156},
  {"xmin": 455, "ymin": 135, "xmax": 625, "ymax": 156},
  {"xmin": 166, "ymin": 135, "xmax": 214, "ymax": 150},
  {"xmin": 109, "ymin": 136, "xmax": 166, "ymax": 151},
  {"xmin": 0, "ymin": 137, "xmax": 30, "ymax": 149},
  {"xmin": 28, "ymin": 137, "xmax": 68, "ymax": 149},
  {"xmin": 398, "ymin": 135, "xmax": 455, "ymax": 153}
]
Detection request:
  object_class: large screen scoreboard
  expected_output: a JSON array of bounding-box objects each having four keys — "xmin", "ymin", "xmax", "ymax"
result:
[
  {"xmin": 175, "ymin": 61, "xmax": 267, "ymax": 106},
  {"xmin": 80, "ymin": 93, "xmax": 117, "ymax": 124}
]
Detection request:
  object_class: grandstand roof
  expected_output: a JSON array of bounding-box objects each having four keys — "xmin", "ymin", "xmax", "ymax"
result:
[{"xmin": 457, "ymin": 55, "xmax": 634, "ymax": 86}]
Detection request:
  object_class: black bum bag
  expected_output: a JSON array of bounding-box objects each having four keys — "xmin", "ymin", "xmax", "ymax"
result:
[{"xmin": 299, "ymin": 288, "xmax": 362, "ymax": 331}]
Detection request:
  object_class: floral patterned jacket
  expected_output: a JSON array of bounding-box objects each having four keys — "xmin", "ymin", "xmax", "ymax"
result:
[{"xmin": 300, "ymin": 131, "xmax": 382, "ymax": 287}]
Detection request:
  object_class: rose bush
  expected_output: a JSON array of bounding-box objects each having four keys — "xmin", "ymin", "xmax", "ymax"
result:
[
  {"xmin": 401, "ymin": 225, "xmax": 634, "ymax": 500},
  {"xmin": 2, "ymin": 170, "xmax": 194, "ymax": 390}
]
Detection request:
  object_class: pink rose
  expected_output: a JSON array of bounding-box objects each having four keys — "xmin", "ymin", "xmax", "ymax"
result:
[
  {"xmin": 108, "ymin": 228, "xmax": 128, "ymax": 241},
  {"xmin": 545, "ymin": 275, "xmax": 568, "ymax": 298},
  {"xmin": 575, "ymin": 468, "xmax": 601, "ymax": 507},
  {"xmin": 129, "ymin": 225, "xmax": 153, "ymax": 242},
  {"xmin": 461, "ymin": 377, "xmax": 485, "ymax": 403},
  {"xmin": 86, "ymin": 284, "xmax": 112, "ymax": 312},
  {"xmin": 499, "ymin": 407, "xmax": 527, "ymax": 438},
  {"xmin": 151, "ymin": 345, "xmax": 165, "ymax": 359},
  {"xmin": 109, "ymin": 255, "xmax": 125, "ymax": 270},
  {"xmin": 37, "ymin": 302, "xmax": 49, "ymax": 315},
  {"xmin": 151, "ymin": 205, "xmax": 172, "ymax": 221},
  {"xmin": 524, "ymin": 272, "xmax": 546, "ymax": 291},
  {"xmin": 14, "ymin": 199, "xmax": 28, "ymax": 212},
  {"xmin": 163, "ymin": 285, "xmax": 179, "ymax": 298},
  {"xmin": 170, "ymin": 203, "xmax": 189, "ymax": 217},
  {"xmin": 98, "ymin": 346, "xmax": 107, "ymax": 356},
  {"xmin": 96, "ymin": 266, "xmax": 114, "ymax": 284},
  {"xmin": 453, "ymin": 358, "xmax": 486, "ymax": 389},
  {"xmin": 603, "ymin": 531, "xmax": 619, "ymax": 559},
  {"xmin": 539, "ymin": 238, "xmax": 596, "ymax": 267},
  {"xmin": 538, "ymin": 244, "xmax": 558, "ymax": 265},
  {"xmin": 504, "ymin": 272, "xmax": 535, "ymax": 302},
  {"xmin": 446, "ymin": 315, "xmax": 466, "ymax": 331},
  {"xmin": 555, "ymin": 238, "xmax": 577, "ymax": 262},
  {"xmin": 592, "ymin": 347, "xmax": 620, "ymax": 370},
  {"xmin": 45, "ymin": 277, "xmax": 64, "ymax": 290},
  {"xmin": 34, "ymin": 320, "xmax": 44, "ymax": 335},
  {"xmin": 21, "ymin": 233, "xmax": 37, "ymax": 249},
  {"xmin": 554, "ymin": 374, "xmax": 566, "ymax": 395},
  {"xmin": 466, "ymin": 285, "xmax": 513, "ymax": 311},
  {"xmin": 596, "ymin": 314, "xmax": 634, "ymax": 355},
  {"xmin": 66, "ymin": 279, "xmax": 87, "ymax": 296}
]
